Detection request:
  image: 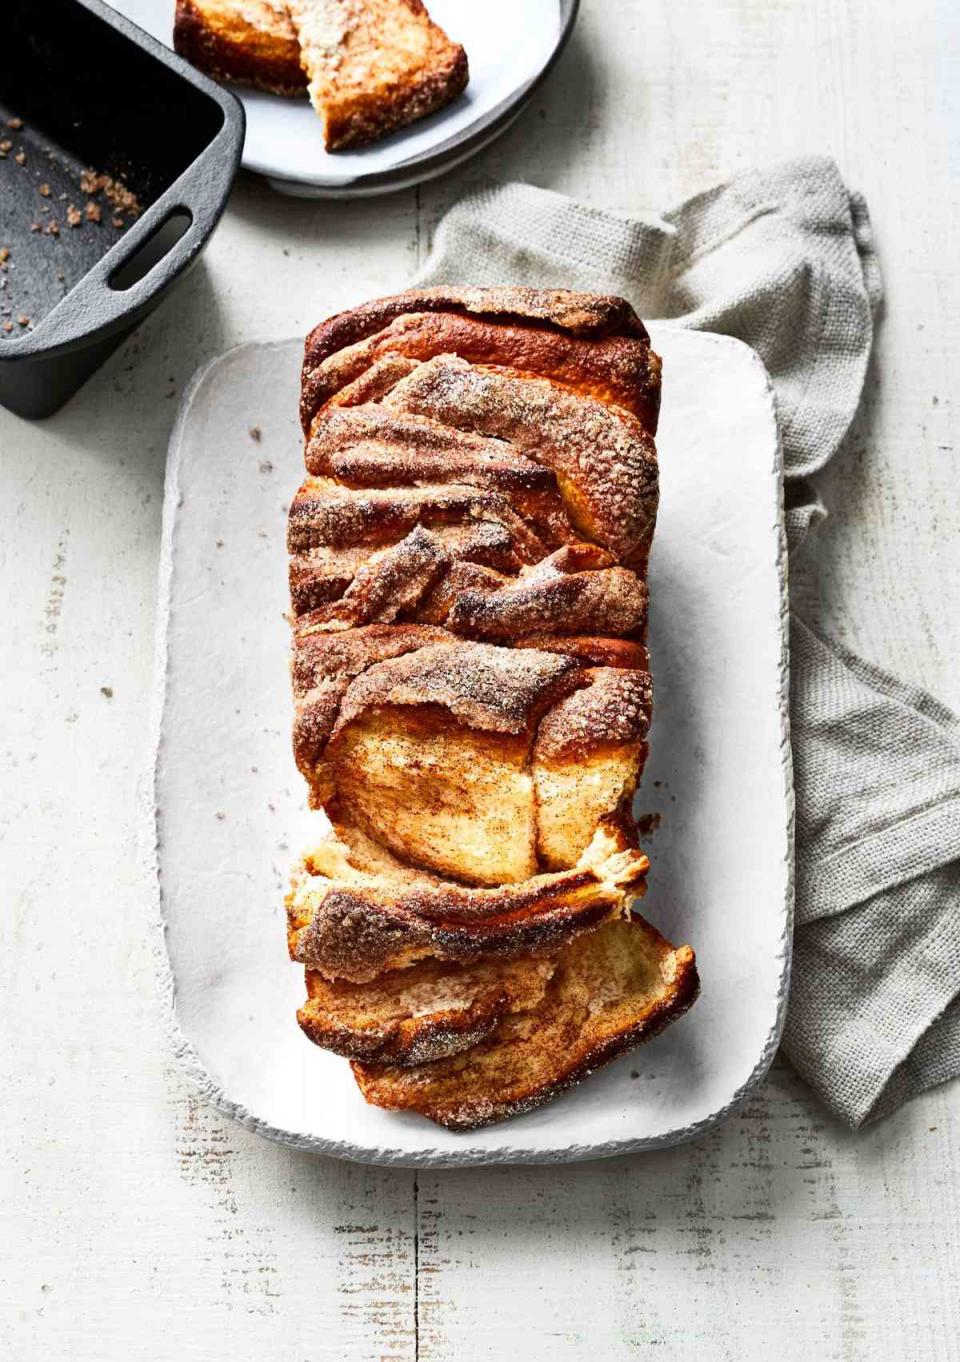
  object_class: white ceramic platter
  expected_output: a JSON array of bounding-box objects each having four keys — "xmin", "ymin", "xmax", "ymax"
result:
[
  {"xmin": 150, "ymin": 327, "xmax": 792, "ymax": 1167},
  {"xmin": 108, "ymin": 0, "xmax": 578, "ymax": 196}
]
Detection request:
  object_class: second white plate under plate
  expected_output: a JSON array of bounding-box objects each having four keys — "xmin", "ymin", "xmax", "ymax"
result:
[
  {"xmin": 109, "ymin": 0, "xmax": 578, "ymax": 196},
  {"xmin": 150, "ymin": 326, "xmax": 793, "ymax": 1167}
]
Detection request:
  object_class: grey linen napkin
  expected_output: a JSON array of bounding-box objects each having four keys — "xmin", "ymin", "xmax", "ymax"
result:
[{"xmin": 414, "ymin": 157, "xmax": 960, "ymax": 1126}]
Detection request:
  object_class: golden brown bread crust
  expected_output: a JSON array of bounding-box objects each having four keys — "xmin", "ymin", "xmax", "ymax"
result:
[
  {"xmin": 173, "ymin": 0, "xmax": 307, "ymax": 95},
  {"xmin": 174, "ymin": 0, "xmax": 467, "ymax": 150},
  {"xmin": 285, "ymin": 287, "xmax": 696, "ymax": 1126},
  {"xmin": 289, "ymin": 286, "xmax": 660, "ymax": 919},
  {"xmin": 303, "ymin": 311, "xmax": 661, "ymax": 434},
  {"xmin": 300, "ymin": 286, "xmax": 657, "ymax": 432},
  {"xmin": 286, "ymin": 0, "xmax": 468, "ymax": 151},
  {"xmin": 535, "ymin": 667, "xmax": 653, "ymax": 765},
  {"xmin": 329, "ymin": 641, "xmax": 582, "ymax": 742},
  {"xmin": 298, "ymin": 953, "xmax": 556, "ymax": 1064},
  {"xmin": 352, "ymin": 916, "xmax": 700, "ymax": 1129},
  {"xmin": 287, "ymin": 817, "xmax": 650, "ymax": 981},
  {"xmin": 516, "ymin": 635, "xmax": 651, "ymax": 671}
]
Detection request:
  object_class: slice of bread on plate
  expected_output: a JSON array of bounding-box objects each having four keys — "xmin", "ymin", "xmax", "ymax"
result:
[
  {"xmin": 174, "ymin": 0, "xmax": 307, "ymax": 95},
  {"xmin": 351, "ymin": 917, "xmax": 700, "ymax": 1130},
  {"xmin": 285, "ymin": 0, "xmax": 468, "ymax": 149},
  {"xmin": 298, "ymin": 951, "xmax": 557, "ymax": 1065}
]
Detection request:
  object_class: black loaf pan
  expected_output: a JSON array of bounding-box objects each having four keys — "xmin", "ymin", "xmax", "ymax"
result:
[{"xmin": 0, "ymin": 0, "xmax": 243, "ymax": 419}]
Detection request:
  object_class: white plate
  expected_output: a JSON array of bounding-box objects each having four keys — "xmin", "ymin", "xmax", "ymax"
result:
[
  {"xmin": 109, "ymin": 0, "xmax": 578, "ymax": 196},
  {"xmin": 149, "ymin": 328, "xmax": 792, "ymax": 1167}
]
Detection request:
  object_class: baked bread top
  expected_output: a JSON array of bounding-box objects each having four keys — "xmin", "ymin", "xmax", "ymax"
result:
[{"xmin": 284, "ymin": 288, "xmax": 697, "ymax": 1127}]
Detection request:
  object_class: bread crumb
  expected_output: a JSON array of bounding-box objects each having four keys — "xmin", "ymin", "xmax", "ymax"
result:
[
  {"xmin": 79, "ymin": 168, "xmax": 142, "ymax": 218},
  {"xmin": 29, "ymin": 222, "xmax": 41, "ymax": 234},
  {"xmin": 17, "ymin": 314, "xmax": 30, "ymax": 327},
  {"xmin": 38, "ymin": 183, "xmax": 51, "ymax": 197},
  {"xmin": 14, "ymin": 151, "xmax": 26, "ymax": 166},
  {"xmin": 2, "ymin": 321, "xmax": 13, "ymax": 334},
  {"xmin": 0, "ymin": 247, "xmax": 9, "ymax": 264},
  {"xmin": 85, "ymin": 200, "xmax": 102, "ymax": 224},
  {"xmin": 104, "ymin": 178, "xmax": 140, "ymax": 217},
  {"xmin": 45, "ymin": 221, "xmax": 60, "ymax": 237},
  {"xmin": 7, "ymin": 117, "xmax": 23, "ymax": 130},
  {"xmin": 66, "ymin": 204, "xmax": 82, "ymax": 228},
  {"xmin": 0, "ymin": 140, "xmax": 12, "ymax": 154},
  {"xmin": 112, "ymin": 217, "xmax": 124, "ymax": 230}
]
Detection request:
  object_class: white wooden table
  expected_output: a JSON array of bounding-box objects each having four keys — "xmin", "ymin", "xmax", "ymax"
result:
[{"xmin": 3, "ymin": 2, "xmax": 959, "ymax": 1357}]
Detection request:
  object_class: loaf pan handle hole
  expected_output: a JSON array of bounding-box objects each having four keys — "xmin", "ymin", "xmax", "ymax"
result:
[{"xmin": 108, "ymin": 210, "xmax": 193, "ymax": 292}]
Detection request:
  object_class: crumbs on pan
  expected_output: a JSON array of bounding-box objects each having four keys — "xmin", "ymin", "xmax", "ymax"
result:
[
  {"xmin": 0, "ymin": 120, "xmax": 144, "ymax": 340},
  {"xmin": 79, "ymin": 168, "xmax": 142, "ymax": 219}
]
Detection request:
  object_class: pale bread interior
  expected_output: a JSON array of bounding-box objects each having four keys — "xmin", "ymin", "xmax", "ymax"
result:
[{"xmin": 333, "ymin": 705, "xmax": 538, "ymax": 885}]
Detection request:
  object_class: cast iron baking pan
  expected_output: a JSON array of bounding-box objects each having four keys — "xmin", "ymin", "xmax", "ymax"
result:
[{"xmin": 0, "ymin": 0, "xmax": 243, "ymax": 419}]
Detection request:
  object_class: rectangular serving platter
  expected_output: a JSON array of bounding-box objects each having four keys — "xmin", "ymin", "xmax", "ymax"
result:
[{"xmin": 149, "ymin": 326, "xmax": 792, "ymax": 1166}]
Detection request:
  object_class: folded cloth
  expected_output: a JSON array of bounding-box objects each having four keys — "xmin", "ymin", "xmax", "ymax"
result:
[{"xmin": 414, "ymin": 157, "xmax": 960, "ymax": 1126}]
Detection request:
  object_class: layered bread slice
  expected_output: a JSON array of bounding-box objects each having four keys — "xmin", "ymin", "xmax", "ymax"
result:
[
  {"xmin": 298, "ymin": 951, "xmax": 557, "ymax": 1064},
  {"xmin": 287, "ymin": 815, "xmax": 650, "ymax": 982},
  {"xmin": 352, "ymin": 916, "xmax": 700, "ymax": 1129},
  {"xmin": 174, "ymin": 0, "xmax": 468, "ymax": 150},
  {"xmin": 174, "ymin": 0, "xmax": 307, "ymax": 95},
  {"xmin": 285, "ymin": 0, "xmax": 468, "ymax": 149}
]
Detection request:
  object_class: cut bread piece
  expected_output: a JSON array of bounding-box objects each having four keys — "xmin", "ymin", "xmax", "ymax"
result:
[
  {"xmin": 285, "ymin": 0, "xmax": 469, "ymax": 151},
  {"xmin": 533, "ymin": 667, "xmax": 653, "ymax": 868},
  {"xmin": 287, "ymin": 817, "xmax": 649, "ymax": 982},
  {"xmin": 298, "ymin": 952, "xmax": 556, "ymax": 1064},
  {"xmin": 352, "ymin": 916, "xmax": 699, "ymax": 1130},
  {"xmin": 287, "ymin": 477, "xmax": 546, "ymax": 562},
  {"xmin": 384, "ymin": 355, "xmax": 659, "ymax": 573},
  {"xmin": 174, "ymin": 0, "xmax": 307, "ymax": 95},
  {"xmin": 283, "ymin": 288, "xmax": 679, "ymax": 1126}
]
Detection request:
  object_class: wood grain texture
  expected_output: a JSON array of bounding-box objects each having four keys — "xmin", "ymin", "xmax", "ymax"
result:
[{"xmin": 1, "ymin": 0, "xmax": 958, "ymax": 1357}]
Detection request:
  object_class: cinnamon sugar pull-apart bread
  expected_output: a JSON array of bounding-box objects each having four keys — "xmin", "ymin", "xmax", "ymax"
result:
[
  {"xmin": 285, "ymin": 286, "xmax": 699, "ymax": 1130},
  {"xmin": 174, "ymin": 0, "xmax": 468, "ymax": 150}
]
